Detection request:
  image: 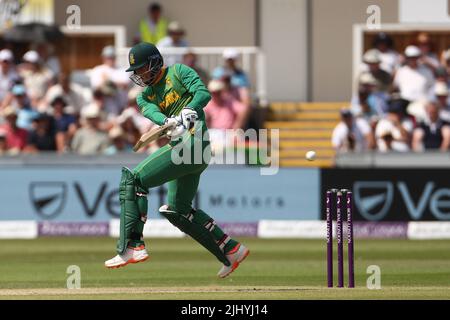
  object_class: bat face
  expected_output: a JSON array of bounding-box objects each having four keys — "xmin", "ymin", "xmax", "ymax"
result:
[{"xmin": 133, "ymin": 123, "xmax": 172, "ymax": 152}]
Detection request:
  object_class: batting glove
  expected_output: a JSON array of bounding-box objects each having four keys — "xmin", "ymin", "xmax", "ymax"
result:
[
  {"xmin": 179, "ymin": 107, "xmax": 198, "ymax": 130},
  {"xmin": 164, "ymin": 116, "xmax": 185, "ymax": 140},
  {"xmin": 164, "ymin": 117, "xmax": 180, "ymax": 129}
]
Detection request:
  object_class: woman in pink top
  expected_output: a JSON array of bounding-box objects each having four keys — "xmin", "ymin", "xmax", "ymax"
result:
[
  {"xmin": 0, "ymin": 106, "xmax": 28, "ymax": 153},
  {"xmin": 204, "ymin": 80, "xmax": 247, "ymax": 129}
]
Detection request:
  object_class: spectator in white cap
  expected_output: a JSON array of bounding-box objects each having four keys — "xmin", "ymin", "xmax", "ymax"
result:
[
  {"xmin": 157, "ymin": 21, "xmax": 189, "ymax": 66},
  {"xmin": 18, "ymin": 50, "xmax": 52, "ymax": 105},
  {"xmin": 157, "ymin": 21, "xmax": 188, "ymax": 48},
  {"xmin": 393, "ymin": 45, "xmax": 434, "ymax": 103},
  {"xmin": 212, "ymin": 48, "xmax": 251, "ymax": 117},
  {"xmin": 351, "ymin": 72, "xmax": 386, "ymax": 124},
  {"xmin": 90, "ymin": 45, "xmax": 119, "ymax": 89},
  {"xmin": 433, "ymin": 81, "xmax": 450, "ymax": 122},
  {"xmin": 0, "ymin": 49, "xmax": 20, "ymax": 102},
  {"xmin": 213, "ymin": 48, "xmax": 250, "ymax": 89},
  {"xmin": 359, "ymin": 49, "xmax": 392, "ymax": 93},
  {"xmin": 71, "ymin": 103, "xmax": 109, "ymax": 155},
  {"xmin": 104, "ymin": 126, "xmax": 132, "ymax": 155}
]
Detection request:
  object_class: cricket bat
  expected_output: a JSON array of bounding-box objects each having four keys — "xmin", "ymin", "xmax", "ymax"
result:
[{"xmin": 133, "ymin": 123, "xmax": 172, "ymax": 152}]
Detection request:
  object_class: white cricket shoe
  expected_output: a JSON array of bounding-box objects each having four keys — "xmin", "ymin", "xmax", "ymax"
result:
[
  {"xmin": 217, "ymin": 243, "xmax": 250, "ymax": 278},
  {"xmin": 105, "ymin": 245, "xmax": 149, "ymax": 269}
]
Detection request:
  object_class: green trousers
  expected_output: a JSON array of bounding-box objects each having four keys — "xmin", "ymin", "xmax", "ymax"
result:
[
  {"xmin": 117, "ymin": 128, "xmax": 237, "ymax": 266},
  {"xmin": 134, "ymin": 140, "xmax": 207, "ymax": 214}
]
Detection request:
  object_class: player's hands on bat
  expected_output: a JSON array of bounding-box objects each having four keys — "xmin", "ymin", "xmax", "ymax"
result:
[
  {"xmin": 180, "ymin": 107, "xmax": 198, "ymax": 130},
  {"xmin": 164, "ymin": 116, "xmax": 185, "ymax": 140},
  {"xmin": 164, "ymin": 117, "xmax": 180, "ymax": 129}
]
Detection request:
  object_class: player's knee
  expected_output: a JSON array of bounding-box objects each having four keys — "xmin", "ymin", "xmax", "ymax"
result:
[
  {"xmin": 167, "ymin": 199, "xmax": 191, "ymax": 216},
  {"xmin": 119, "ymin": 167, "xmax": 146, "ymax": 201},
  {"xmin": 159, "ymin": 204, "xmax": 193, "ymax": 222},
  {"xmin": 159, "ymin": 205, "xmax": 177, "ymax": 222},
  {"xmin": 120, "ymin": 167, "xmax": 134, "ymax": 183},
  {"xmin": 132, "ymin": 169, "xmax": 149, "ymax": 193},
  {"xmin": 131, "ymin": 168, "xmax": 141, "ymax": 183}
]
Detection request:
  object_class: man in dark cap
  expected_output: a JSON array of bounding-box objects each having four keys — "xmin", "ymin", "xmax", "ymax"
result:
[
  {"xmin": 331, "ymin": 108, "xmax": 374, "ymax": 152},
  {"xmin": 372, "ymin": 32, "xmax": 400, "ymax": 74},
  {"xmin": 375, "ymin": 99, "xmax": 413, "ymax": 152}
]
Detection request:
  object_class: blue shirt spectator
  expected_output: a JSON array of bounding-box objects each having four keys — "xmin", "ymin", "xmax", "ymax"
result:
[
  {"xmin": 212, "ymin": 66, "xmax": 249, "ymax": 88},
  {"xmin": 11, "ymin": 84, "xmax": 38, "ymax": 130},
  {"xmin": 212, "ymin": 49, "xmax": 250, "ymax": 88},
  {"xmin": 50, "ymin": 97, "xmax": 76, "ymax": 133}
]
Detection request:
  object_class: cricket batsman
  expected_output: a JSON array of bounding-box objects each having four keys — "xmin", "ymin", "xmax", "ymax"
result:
[{"xmin": 105, "ymin": 42, "xmax": 250, "ymax": 278}]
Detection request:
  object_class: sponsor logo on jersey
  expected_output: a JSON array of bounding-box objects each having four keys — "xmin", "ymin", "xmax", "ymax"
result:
[{"xmin": 159, "ymin": 91, "xmax": 180, "ymax": 110}]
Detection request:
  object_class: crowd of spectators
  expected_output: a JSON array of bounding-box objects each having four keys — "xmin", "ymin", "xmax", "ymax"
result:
[
  {"xmin": 0, "ymin": 46, "xmax": 250, "ymax": 157},
  {"xmin": 332, "ymin": 32, "xmax": 450, "ymax": 153},
  {"xmin": 0, "ymin": 2, "xmax": 253, "ymax": 156}
]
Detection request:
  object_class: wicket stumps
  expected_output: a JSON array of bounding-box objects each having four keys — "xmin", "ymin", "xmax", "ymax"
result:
[{"xmin": 326, "ymin": 189, "xmax": 355, "ymax": 288}]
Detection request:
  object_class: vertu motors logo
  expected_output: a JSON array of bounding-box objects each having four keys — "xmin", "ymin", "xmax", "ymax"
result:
[
  {"xmin": 353, "ymin": 181, "xmax": 394, "ymax": 221},
  {"xmin": 29, "ymin": 182, "xmax": 67, "ymax": 219}
]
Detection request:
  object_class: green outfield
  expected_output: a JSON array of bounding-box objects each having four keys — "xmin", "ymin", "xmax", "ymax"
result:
[{"xmin": 0, "ymin": 237, "xmax": 449, "ymax": 299}]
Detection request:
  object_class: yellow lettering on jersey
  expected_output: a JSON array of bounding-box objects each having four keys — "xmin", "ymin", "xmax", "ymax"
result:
[{"xmin": 159, "ymin": 91, "xmax": 180, "ymax": 110}]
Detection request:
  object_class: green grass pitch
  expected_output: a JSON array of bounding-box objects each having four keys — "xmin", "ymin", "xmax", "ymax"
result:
[{"xmin": 0, "ymin": 237, "xmax": 449, "ymax": 299}]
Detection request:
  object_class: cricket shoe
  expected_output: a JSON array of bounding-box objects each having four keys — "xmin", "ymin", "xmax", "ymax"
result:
[
  {"xmin": 105, "ymin": 245, "xmax": 149, "ymax": 269},
  {"xmin": 217, "ymin": 243, "xmax": 250, "ymax": 278}
]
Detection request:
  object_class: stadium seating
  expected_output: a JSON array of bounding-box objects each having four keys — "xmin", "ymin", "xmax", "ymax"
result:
[{"xmin": 265, "ymin": 102, "xmax": 346, "ymax": 167}]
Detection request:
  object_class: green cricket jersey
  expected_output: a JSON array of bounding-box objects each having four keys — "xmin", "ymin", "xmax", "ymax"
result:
[{"xmin": 136, "ymin": 64, "xmax": 211, "ymax": 126}]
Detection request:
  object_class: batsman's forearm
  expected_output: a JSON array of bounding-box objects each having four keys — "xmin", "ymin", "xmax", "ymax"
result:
[
  {"xmin": 142, "ymin": 107, "xmax": 166, "ymax": 125},
  {"xmin": 188, "ymin": 88, "xmax": 211, "ymax": 112},
  {"xmin": 137, "ymin": 93, "xmax": 166, "ymax": 125}
]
